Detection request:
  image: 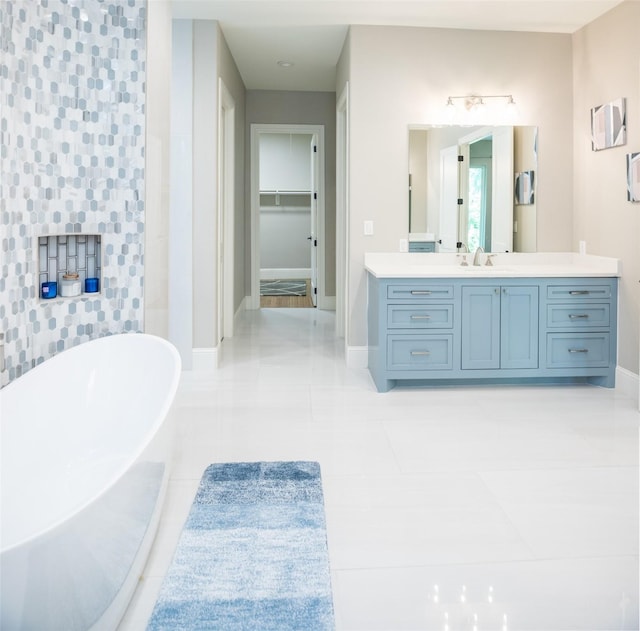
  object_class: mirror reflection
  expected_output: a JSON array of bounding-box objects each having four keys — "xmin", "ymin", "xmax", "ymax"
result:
[{"xmin": 408, "ymin": 125, "xmax": 538, "ymax": 253}]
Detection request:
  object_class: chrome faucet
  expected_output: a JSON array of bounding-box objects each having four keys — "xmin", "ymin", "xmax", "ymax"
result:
[{"xmin": 472, "ymin": 246, "xmax": 485, "ymax": 266}]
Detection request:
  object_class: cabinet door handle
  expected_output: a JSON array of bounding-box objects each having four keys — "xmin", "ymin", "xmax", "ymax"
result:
[
  {"xmin": 410, "ymin": 314, "xmax": 431, "ymax": 320},
  {"xmin": 410, "ymin": 350, "xmax": 431, "ymax": 356},
  {"xmin": 569, "ymin": 290, "xmax": 590, "ymax": 295},
  {"xmin": 569, "ymin": 314, "xmax": 589, "ymax": 319},
  {"xmin": 410, "ymin": 290, "xmax": 432, "ymax": 295},
  {"xmin": 568, "ymin": 348, "xmax": 589, "ymax": 353}
]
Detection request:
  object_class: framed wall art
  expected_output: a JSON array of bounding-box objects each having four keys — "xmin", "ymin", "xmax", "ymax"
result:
[
  {"xmin": 591, "ymin": 97, "xmax": 626, "ymax": 151},
  {"xmin": 515, "ymin": 170, "xmax": 535, "ymax": 205}
]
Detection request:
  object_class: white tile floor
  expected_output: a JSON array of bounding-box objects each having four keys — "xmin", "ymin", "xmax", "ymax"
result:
[{"xmin": 119, "ymin": 308, "xmax": 639, "ymax": 631}]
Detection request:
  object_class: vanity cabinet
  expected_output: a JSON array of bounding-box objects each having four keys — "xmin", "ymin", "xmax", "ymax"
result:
[
  {"xmin": 461, "ymin": 285, "xmax": 539, "ymax": 370},
  {"xmin": 367, "ymin": 274, "xmax": 617, "ymax": 392},
  {"xmin": 543, "ymin": 283, "xmax": 614, "ymax": 376}
]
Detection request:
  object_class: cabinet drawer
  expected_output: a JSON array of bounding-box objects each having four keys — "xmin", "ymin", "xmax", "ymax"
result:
[
  {"xmin": 387, "ymin": 305, "xmax": 454, "ymax": 329},
  {"xmin": 387, "ymin": 285, "xmax": 454, "ymax": 301},
  {"xmin": 546, "ymin": 304, "xmax": 610, "ymax": 328},
  {"xmin": 546, "ymin": 333, "xmax": 610, "ymax": 368},
  {"xmin": 408, "ymin": 241, "xmax": 436, "ymax": 252},
  {"xmin": 546, "ymin": 285, "xmax": 611, "ymax": 301},
  {"xmin": 387, "ymin": 335, "xmax": 453, "ymax": 371}
]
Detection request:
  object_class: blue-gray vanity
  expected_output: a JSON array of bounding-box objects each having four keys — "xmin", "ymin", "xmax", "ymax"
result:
[{"xmin": 366, "ymin": 253, "xmax": 620, "ymax": 392}]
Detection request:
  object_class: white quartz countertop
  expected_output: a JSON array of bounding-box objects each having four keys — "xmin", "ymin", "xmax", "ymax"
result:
[{"xmin": 364, "ymin": 252, "xmax": 621, "ymax": 278}]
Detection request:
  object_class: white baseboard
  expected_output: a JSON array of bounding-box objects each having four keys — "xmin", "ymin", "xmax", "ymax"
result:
[
  {"xmin": 616, "ymin": 366, "xmax": 639, "ymax": 404},
  {"xmin": 260, "ymin": 268, "xmax": 311, "ymax": 280},
  {"xmin": 192, "ymin": 347, "xmax": 218, "ymax": 372},
  {"xmin": 346, "ymin": 345, "xmax": 368, "ymax": 369},
  {"xmin": 318, "ymin": 296, "xmax": 336, "ymax": 310},
  {"xmin": 236, "ymin": 296, "xmax": 249, "ymax": 318}
]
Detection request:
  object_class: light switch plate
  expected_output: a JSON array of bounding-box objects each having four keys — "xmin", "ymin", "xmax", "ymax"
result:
[{"xmin": 364, "ymin": 220, "xmax": 374, "ymax": 236}]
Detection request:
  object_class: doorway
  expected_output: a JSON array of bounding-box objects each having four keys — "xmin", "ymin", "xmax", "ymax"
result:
[
  {"xmin": 218, "ymin": 78, "xmax": 235, "ymax": 342},
  {"xmin": 250, "ymin": 124, "xmax": 325, "ymax": 310}
]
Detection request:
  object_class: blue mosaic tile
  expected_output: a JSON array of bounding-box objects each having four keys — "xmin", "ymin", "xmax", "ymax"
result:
[{"xmin": 0, "ymin": 0, "xmax": 146, "ymax": 387}]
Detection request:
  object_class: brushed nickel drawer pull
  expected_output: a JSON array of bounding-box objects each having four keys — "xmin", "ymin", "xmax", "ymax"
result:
[
  {"xmin": 568, "ymin": 314, "xmax": 589, "ymax": 319},
  {"xmin": 568, "ymin": 348, "xmax": 589, "ymax": 353},
  {"xmin": 410, "ymin": 290, "xmax": 432, "ymax": 295},
  {"xmin": 410, "ymin": 314, "xmax": 431, "ymax": 320},
  {"xmin": 569, "ymin": 290, "xmax": 590, "ymax": 295},
  {"xmin": 411, "ymin": 350, "xmax": 431, "ymax": 356}
]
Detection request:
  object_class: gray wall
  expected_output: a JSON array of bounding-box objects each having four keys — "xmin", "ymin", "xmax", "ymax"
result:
[
  {"xmin": 192, "ymin": 21, "xmax": 246, "ymax": 349},
  {"xmin": 245, "ymin": 90, "xmax": 337, "ymax": 297},
  {"xmin": 572, "ymin": 0, "xmax": 640, "ymax": 375},
  {"xmin": 217, "ymin": 23, "xmax": 247, "ymax": 320}
]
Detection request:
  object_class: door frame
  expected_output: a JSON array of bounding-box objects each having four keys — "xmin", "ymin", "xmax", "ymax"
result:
[
  {"xmin": 249, "ymin": 123, "xmax": 326, "ymax": 309},
  {"xmin": 309, "ymin": 133, "xmax": 319, "ymax": 307},
  {"xmin": 217, "ymin": 78, "xmax": 235, "ymax": 342},
  {"xmin": 336, "ymin": 82, "xmax": 349, "ymax": 339}
]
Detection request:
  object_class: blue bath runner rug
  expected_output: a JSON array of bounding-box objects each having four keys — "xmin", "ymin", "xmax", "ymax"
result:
[{"xmin": 147, "ymin": 461, "xmax": 335, "ymax": 631}]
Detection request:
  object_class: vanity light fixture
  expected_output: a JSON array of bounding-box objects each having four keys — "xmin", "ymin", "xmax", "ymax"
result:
[
  {"xmin": 446, "ymin": 94, "xmax": 516, "ymax": 110},
  {"xmin": 445, "ymin": 94, "xmax": 517, "ymax": 123}
]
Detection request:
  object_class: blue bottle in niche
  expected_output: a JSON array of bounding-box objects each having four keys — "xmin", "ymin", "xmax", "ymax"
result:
[
  {"xmin": 85, "ymin": 277, "xmax": 99, "ymax": 293},
  {"xmin": 41, "ymin": 281, "xmax": 57, "ymax": 299}
]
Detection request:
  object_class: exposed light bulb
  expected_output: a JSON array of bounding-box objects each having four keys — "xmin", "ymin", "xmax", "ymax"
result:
[
  {"xmin": 444, "ymin": 94, "xmax": 518, "ymax": 124},
  {"xmin": 444, "ymin": 97, "xmax": 456, "ymax": 123},
  {"xmin": 505, "ymin": 95, "xmax": 518, "ymax": 122}
]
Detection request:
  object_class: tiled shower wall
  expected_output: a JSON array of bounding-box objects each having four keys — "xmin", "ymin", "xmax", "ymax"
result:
[{"xmin": 0, "ymin": 0, "xmax": 146, "ymax": 386}]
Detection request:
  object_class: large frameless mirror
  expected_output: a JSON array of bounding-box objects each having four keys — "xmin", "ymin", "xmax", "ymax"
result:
[{"xmin": 408, "ymin": 125, "xmax": 538, "ymax": 252}]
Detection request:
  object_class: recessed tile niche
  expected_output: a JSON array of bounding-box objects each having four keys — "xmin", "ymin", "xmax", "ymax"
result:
[{"xmin": 38, "ymin": 234, "xmax": 102, "ymax": 299}]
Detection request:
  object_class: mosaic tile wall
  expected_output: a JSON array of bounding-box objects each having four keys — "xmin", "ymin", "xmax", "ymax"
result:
[{"xmin": 0, "ymin": 0, "xmax": 146, "ymax": 386}]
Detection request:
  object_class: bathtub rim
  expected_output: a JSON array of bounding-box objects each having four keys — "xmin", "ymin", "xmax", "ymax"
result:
[{"xmin": 0, "ymin": 332, "xmax": 182, "ymax": 555}]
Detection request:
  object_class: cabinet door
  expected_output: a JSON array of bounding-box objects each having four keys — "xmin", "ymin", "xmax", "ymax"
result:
[
  {"xmin": 501, "ymin": 286, "xmax": 539, "ymax": 369},
  {"xmin": 461, "ymin": 286, "xmax": 501, "ymax": 369}
]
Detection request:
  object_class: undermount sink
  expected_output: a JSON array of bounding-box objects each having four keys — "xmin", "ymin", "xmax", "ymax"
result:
[{"xmin": 461, "ymin": 266, "xmax": 515, "ymax": 273}]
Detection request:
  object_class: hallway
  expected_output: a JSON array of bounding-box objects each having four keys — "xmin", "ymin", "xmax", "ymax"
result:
[{"xmin": 120, "ymin": 308, "xmax": 639, "ymax": 630}]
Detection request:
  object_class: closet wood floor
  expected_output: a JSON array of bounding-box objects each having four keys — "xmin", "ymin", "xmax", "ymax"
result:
[{"xmin": 260, "ymin": 280, "xmax": 313, "ymax": 308}]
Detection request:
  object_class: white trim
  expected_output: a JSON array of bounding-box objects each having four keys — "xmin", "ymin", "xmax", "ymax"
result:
[
  {"xmin": 218, "ymin": 78, "xmax": 235, "ymax": 340},
  {"xmin": 192, "ymin": 347, "xmax": 218, "ymax": 372},
  {"xmin": 250, "ymin": 124, "xmax": 326, "ymax": 310},
  {"xmin": 346, "ymin": 345, "xmax": 368, "ymax": 369},
  {"xmin": 169, "ymin": 19, "xmax": 193, "ymax": 370},
  {"xmin": 321, "ymin": 296, "xmax": 336, "ymax": 310},
  {"xmin": 236, "ymin": 295, "xmax": 249, "ymax": 319},
  {"xmin": 615, "ymin": 366, "xmax": 639, "ymax": 403},
  {"xmin": 336, "ymin": 82, "xmax": 350, "ymax": 342},
  {"xmin": 260, "ymin": 268, "xmax": 311, "ymax": 280}
]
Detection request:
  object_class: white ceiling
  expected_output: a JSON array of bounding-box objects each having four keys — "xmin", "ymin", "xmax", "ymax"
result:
[{"xmin": 170, "ymin": 0, "xmax": 625, "ymax": 91}]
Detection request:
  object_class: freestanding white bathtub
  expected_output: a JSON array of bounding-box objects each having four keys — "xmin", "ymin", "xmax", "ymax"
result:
[{"xmin": 0, "ymin": 333, "xmax": 181, "ymax": 630}]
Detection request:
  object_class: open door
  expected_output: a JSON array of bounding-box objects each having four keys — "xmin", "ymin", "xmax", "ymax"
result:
[
  {"xmin": 309, "ymin": 134, "xmax": 318, "ymax": 307},
  {"xmin": 438, "ymin": 145, "xmax": 460, "ymax": 252},
  {"xmin": 458, "ymin": 126, "xmax": 514, "ymax": 253},
  {"xmin": 490, "ymin": 126, "xmax": 514, "ymax": 252}
]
